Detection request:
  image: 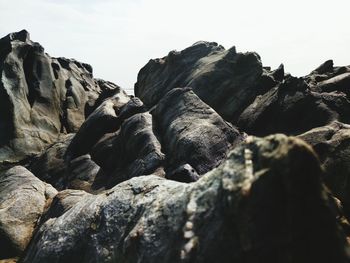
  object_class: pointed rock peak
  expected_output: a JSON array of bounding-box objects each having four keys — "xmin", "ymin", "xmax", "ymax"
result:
[
  {"xmin": 8, "ymin": 29, "xmax": 30, "ymax": 42},
  {"xmin": 189, "ymin": 40, "xmax": 225, "ymax": 53},
  {"xmin": 272, "ymin": 63, "xmax": 285, "ymax": 82},
  {"xmin": 313, "ymin": 59, "xmax": 334, "ymax": 74}
]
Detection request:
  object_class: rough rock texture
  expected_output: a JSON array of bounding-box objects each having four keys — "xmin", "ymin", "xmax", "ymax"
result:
[
  {"xmin": 1, "ymin": 31, "xmax": 350, "ymax": 262},
  {"xmin": 136, "ymin": 43, "xmax": 350, "ymax": 138},
  {"xmin": 28, "ymin": 134, "xmax": 74, "ymax": 189},
  {"xmin": 135, "ymin": 41, "xmax": 274, "ymax": 122},
  {"xmin": 0, "ymin": 30, "xmax": 126, "ymax": 165},
  {"xmin": 151, "ymin": 87, "xmax": 242, "ymax": 177},
  {"xmin": 40, "ymin": 189, "xmax": 91, "ymax": 222},
  {"xmin": 21, "ymin": 135, "xmax": 349, "ymax": 263},
  {"xmin": 0, "ymin": 166, "xmax": 57, "ymax": 259},
  {"xmin": 65, "ymin": 88, "xmax": 240, "ymax": 187},
  {"xmin": 238, "ymin": 76, "xmax": 350, "ymax": 136},
  {"xmin": 65, "ymin": 91, "xmax": 130, "ymax": 162},
  {"xmin": 299, "ymin": 122, "xmax": 350, "ymax": 218}
]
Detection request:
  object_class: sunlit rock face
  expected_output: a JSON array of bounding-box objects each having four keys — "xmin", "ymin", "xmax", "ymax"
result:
[
  {"xmin": 1, "ymin": 30, "xmax": 350, "ymax": 262},
  {"xmin": 0, "ymin": 30, "xmax": 127, "ymax": 165}
]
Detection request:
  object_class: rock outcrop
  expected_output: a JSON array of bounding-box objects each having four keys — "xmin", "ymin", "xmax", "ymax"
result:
[
  {"xmin": 135, "ymin": 42, "xmax": 272, "ymax": 122},
  {"xmin": 20, "ymin": 135, "xmax": 350, "ymax": 263},
  {"xmin": 238, "ymin": 76, "xmax": 350, "ymax": 136},
  {"xmin": 1, "ymin": 31, "xmax": 350, "ymax": 262},
  {"xmin": 0, "ymin": 30, "xmax": 127, "ymax": 165},
  {"xmin": 0, "ymin": 166, "xmax": 57, "ymax": 259},
  {"xmin": 299, "ymin": 122, "xmax": 350, "ymax": 218}
]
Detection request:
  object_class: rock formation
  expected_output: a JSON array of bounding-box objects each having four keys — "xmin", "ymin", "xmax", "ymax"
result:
[
  {"xmin": 1, "ymin": 30, "xmax": 350, "ymax": 262},
  {"xmin": 0, "ymin": 30, "xmax": 127, "ymax": 166}
]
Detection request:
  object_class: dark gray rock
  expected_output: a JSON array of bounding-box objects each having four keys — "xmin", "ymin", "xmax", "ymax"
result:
[
  {"xmin": 40, "ymin": 189, "xmax": 91, "ymax": 222},
  {"xmin": 20, "ymin": 135, "xmax": 350, "ymax": 263},
  {"xmin": 318, "ymin": 72, "xmax": 350, "ymax": 95},
  {"xmin": 299, "ymin": 122, "xmax": 350, "ymax": 218},
  {"xmin": 0, "ymin": 30, "xmax": 125, "ymax": 165},
  {"xmin": 65, "ymin": 92, "xmax": 130, "ymax": 162},
  {"xmin": 237, "ymin": 75, "xmax": 350, "ymax": 136},
  {"xmin": 93, "ymin": 111, "xmax": 165, "ymax": 187},
  {"xmin": 151, "ymin": 87, "xmax": 242, "ymax": 176},
  {"xmin": 304, "ymin": 60, "xmax": 350, "ymax": 91},
  {"xmin": 135, "ymin": 41, "xmax": 275, "ymax": 122},
  {"xmin": 2, "ymin": 32, "xmax": 350, "ymax": 263},
  {"xmin": 166, "ymin": 163, "xmax": 200, "ymax": 183},
  {"xmin": 65, "ymin": 154, "xmax": 101, "ymax": 192},
  {"xmin": 28, "ymin": 134, "xmax": 74, "ymax": 190},
  {"xmin": 28, "ymin": 135, "xmax": 103, "ymax": 193},
  {"xmin": 79, "ymin": 88, "xmax": 240, "ymax": 186},
  {"xmin": 0, "ymin": 166, "xmax": 57, "ymax": 259}
]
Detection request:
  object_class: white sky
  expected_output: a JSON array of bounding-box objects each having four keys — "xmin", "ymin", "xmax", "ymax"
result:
[{"xmin": 0, "ymin": 0, "xmax": 349, "ymax": 94}]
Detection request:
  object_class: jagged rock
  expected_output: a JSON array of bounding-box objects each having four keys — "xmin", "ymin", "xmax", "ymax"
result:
[
  {"xmin": 40, "ymin": 189, "xmax": 91, "ymax": 222},
  {"xmin": 304, "ymin": 60, "xmax": 350, "ymax": 89},
  {"xmin": 151, "ymin": 87, "xmax": 242, "ymax": 176},
  {"xmin": 269, "ymin": 63, "xmax": 285, "ymax": 82},
  {"xmin": 78, "ymin": 88, "xmax": 240, "ymax": 186},
  {"xmin": 237, "ymin": 75, "xmax": 350, "ymax": 136},
  {"xmin": 166, "ymin": 163, "xmax": 200, "ymax": 183},
  {"xmin": 2, "ymin": 30, "xmax": 350, "ymax": 263},
  {"xmin": 29, "ymin": 136, "xmax": 104, "ymax": 193},
  {"xmin": 136, "ymin": 46, "xmax": 350, "ymax": 138},
  {"xmin": 0, "ymin": 30, "xmax": 125, "ymax": 164},
  {"xmin": 65, "ymin": 154, "xmax": 101, "ymax": 192},
  {"xmin": 28, "ymin": 134, "xmax": 74, "ymax": 189},
  {"xmin": 135, "ymin": 41, "xmax": 276, "ymax": 122},
  {"xmin": 65, "ymin": 92, "xmax": 130, "ymax": 161},
  {"xmin": 0, "ymin": 166, "xmax": 57, "ymax": 259},
  {"xmin": 299, "ymin": 122, "xmax": 350, "ymax": 218},
  {"xmin": 318, "ymin": 73, "xmax": 350, "ymax": 95},
  {"xmin": 20, "ymin": 135, "xmax": 349, "ymax": 263},
  {"xmin": 92, "ymin": 111, "xmax": 165, "ymax": 187},
  {"xmin": 312, "ymin": 59, "xmax": 334, "ymax": 75}
]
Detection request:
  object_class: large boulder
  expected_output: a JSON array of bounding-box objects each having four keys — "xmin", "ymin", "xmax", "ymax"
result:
[
  {"xmin": 135, "ymin": 41, "xmax": 275, "ymax": 122},
  {"xmin": 21, "ymin": 135, "xmax": 349, "ymax": 263},
  {"xmin": 0, "ymin": 30, "xmax": 125, "ymax": 165},
  {"xmin": 299, "ymin": 122, "xmax": 350, "ymax": 218},
  {"xmin": 72, "ymin": 88, "xmax": 241, "ymax": 186},
  {"xmin": 151, "ymin": 87, "xmax": 242, "ymax": 178},
  {"xmin": 64, "ymin": 93, "xmax": 130, "ymax": 162},
  {"xmin": 0, "ymin": 166, "xmax": 57, "ymax": 259},
  {"xmin": 28, "ymin": 134, "xmax": 74, "ymax": 190},
  {"xmin": 237, "ymin": 75, "xmax": 350, "ymax": 136}
]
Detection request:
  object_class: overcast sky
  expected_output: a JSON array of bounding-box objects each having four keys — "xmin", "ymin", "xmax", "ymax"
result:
[{"xmin": 0, "ymin": 0, "xmax": 349, "ymax": 94}]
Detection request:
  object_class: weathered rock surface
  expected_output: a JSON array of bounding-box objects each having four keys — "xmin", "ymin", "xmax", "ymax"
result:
[
  {"xmin": 0, "ymin": 30, "xmax": 126, "ymax": 165},
  {"xmin": 136, "ymin": 43, "xmax": 350, "ymax": 139},
  {"xmin": 66, "ymin": 88, "xmax": 240, "ymax": 187},
  {"xmin": 21, "ymin": 135, "xmax": 349, "ymax": 263},
  {"xmin": 65, "ymin": 91, "xmax": 130, "ymax": 162},
  {"xmin": 135, "ymin": 42, "xmax": 274, "ymax": 122},
  {"xmin": 151, "ymin": 87, "xmax": 242, "ymax": 178},
  {"xmin": 1, "ymin": 31, "xmax": 350, "ymax": 262},
  {"xmin": 299, "ymin": 122, "xmax": 350, "ymax": 217},
  {"xmin": 0, "ymin": 166, "xmax": 57, "ymax": 259},
  {"xmin": 28, "ymin": 134, "xmax": 74, "ymax": 189},
  {"xmin": 238, "ymin": 75, "xmax": 350, "ymax": 136},
  {"xmin": 40, "ymin": 189, "xmax": 91, "ymax": 222}
]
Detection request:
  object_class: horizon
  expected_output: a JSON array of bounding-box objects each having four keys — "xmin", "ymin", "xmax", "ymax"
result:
[{"xmin": 1, "ymin": 0, "xmax": 349, "ymax": 94}]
